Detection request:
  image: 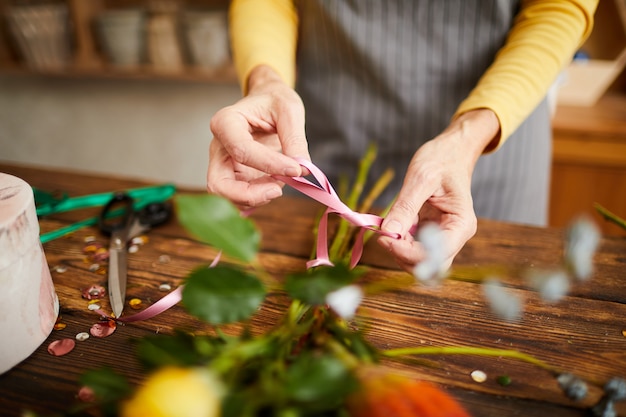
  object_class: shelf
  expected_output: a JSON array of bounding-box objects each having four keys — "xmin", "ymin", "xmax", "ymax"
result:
[
  {"xmin": 0, "ymin": 61, "xmax": 238, "ymax": 84},
  {"xmin": 0, "ymin": 0, "xmax": 236, "ymax": 85}
]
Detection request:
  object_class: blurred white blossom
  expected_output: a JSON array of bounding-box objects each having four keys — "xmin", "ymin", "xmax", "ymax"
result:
[
  {"xmin": 412, "ymin": 223, "xmax": 447, "ymax": 284},
  {"xmin": 483, "ymin": 278, "xmax": 523, "ymax": 321},
  {"xmin": 527, "ymin": 269, "xmax": 571, "ymax": 303},
  {"xmin": 326, "ymin": 285, "xmax": 363, "ymax": 320},
  {"xmin": 564, "ymin": 216, "xmax": 600, "ymax": 281}
]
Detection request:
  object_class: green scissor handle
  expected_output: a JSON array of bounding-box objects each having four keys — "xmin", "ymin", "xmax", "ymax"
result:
[
  {"xmin": 36, "ymin": 184, "xmax": 177, "ymax": 243},
  {"xmin": 35, "ymin": 183, "xmax": 176, "ymax": 216}
]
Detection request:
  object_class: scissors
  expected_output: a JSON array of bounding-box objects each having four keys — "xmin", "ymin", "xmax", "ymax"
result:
[
  {"xmin": 36, "ymin": 183, "xmax": 176, "ymax": 243},
  {"xmin": 98, "ymin": 192, "xmax": 172, "ymax": 317}
]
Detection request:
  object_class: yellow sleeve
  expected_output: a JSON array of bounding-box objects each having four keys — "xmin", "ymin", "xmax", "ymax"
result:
[
  {"xmin": 454, "ymin": 0, "xmax": 598, "ymax": 151},
  {"xmin": 229, "ymin": 0, "xmax": 298, "ymax": 93}
]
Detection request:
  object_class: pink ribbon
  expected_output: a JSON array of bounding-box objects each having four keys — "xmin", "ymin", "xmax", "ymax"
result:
[
  {"xmin": 96, "ymin": 159, "xmax": 400, "ymax": 323},
  {"xmin": 274, "ymin": 158, "xmax": 400, "ymax": 269},
  {"xmin": 97, "ymin": 254, "xmax": 221, "ymax": 323}
]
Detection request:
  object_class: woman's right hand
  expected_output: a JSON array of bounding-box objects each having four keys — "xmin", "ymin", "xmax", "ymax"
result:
[{"xmin": 207, "ymin": 65, "xmax": 310, "ymax": 209}]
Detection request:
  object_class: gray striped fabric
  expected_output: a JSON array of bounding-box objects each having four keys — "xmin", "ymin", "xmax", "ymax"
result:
[{"xmin": 294, "ymin": 0, "xmax": 550, "ymax": 226}]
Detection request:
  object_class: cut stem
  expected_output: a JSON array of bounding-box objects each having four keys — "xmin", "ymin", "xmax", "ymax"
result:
[
  {"xmin": 594, "ymin": 202, "xmax": 626, "ymax": 231},
  {"xmin": 381, "ymin": 346, "xmax": 560, "ymax": 375}
]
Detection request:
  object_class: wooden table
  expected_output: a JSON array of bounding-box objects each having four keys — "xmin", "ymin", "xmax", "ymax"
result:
[{"xmin": 1, "ymin": 162, "xmax": 625, "ymax": 417}]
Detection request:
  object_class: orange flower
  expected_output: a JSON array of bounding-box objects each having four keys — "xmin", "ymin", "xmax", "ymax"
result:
[{"xmin": 347, "ymin": 368, "xmax": 471, "ymax": 417}]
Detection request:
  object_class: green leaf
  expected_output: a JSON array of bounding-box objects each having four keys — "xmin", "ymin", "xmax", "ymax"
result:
[
  {"xmin": 285, "ymin": 264, "xmax": 361, "ymax": 305},
  {"xmin": 134, "ymin": 332, "xmax": 218, "ymax": 370},
  {"xmin": 79, "ymin": 367, "xmax": 131, "ymax": 403},
  {"xmin": 285, "ymin": 353, "xmax": 358, "ymax": 408},
  {"xmin": 175, "ymin": 194, "xmax": 260, "ymax": 262},
  {"xmin": 183, "ymin": 265, "xmax": 266, "ymax": 324}
]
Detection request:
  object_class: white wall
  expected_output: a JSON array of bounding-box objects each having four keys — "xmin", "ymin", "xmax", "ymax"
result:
[{"xmin": 0, "ymin": 74, "xmax": 241, "ymax": 189}]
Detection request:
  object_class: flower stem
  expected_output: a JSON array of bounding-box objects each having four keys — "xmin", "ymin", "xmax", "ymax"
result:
[
  {"xmin": 329, "ymin": 143, "xmax": 378, "ymax": 261},
  {"xmin": 381, "ymin": 346, "xmax": 561, "ymax": 375},
  {"xmin": 594, "ymin": 203, "xmax": 626, "ymax": 231}
]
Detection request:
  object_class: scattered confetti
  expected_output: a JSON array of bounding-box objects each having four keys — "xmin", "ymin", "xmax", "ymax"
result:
[
  {"xmin": 128, "ymin": 244, "xmax": 139, "ymax": 254},
  {"xmin": 84, "ymin": 236, "xmax": 96, "ymax": 243},
  {"xmin": 93, "ymin": 248, "xmax": 109, "ymax": 262},
  {"xmin": 132, "ymin": 236, "xmax": 148, "ymax": 245},
  {"xmin": 622, "ymin": 330, "xmax": 626, "ymax": 338},
  {"xmin": 82, "ymin": 284, "xmax": 106, "ymax": 300},
  {"xmin": 88, "ymin": 263, "xmax": 100, "ymax": 272},
  {"xmin": 52, "ymin": 265, "xmax": 67, "ymax": 273},
  {"xmin": 47, "ymin": 339, "xmax": 76, "ymax": 356},
  {"xmin": 497, "ymin": 375, "xmax": 512, "ymax": 386},
  {"xmin": 83, "ymin": 242, "xmax": 103, "ymax": 253},
  {"xmin": 90, "ymin": 321, "xmax": 117, "ymax": 338},
  {"xmin": 87, "ymin": 304, "xmax": 101, "ymax": 311},
  {"xmin": 53, "ymin": 322, "xmax": 67, "ymax": 331},
  {"xmin": 77, "ymin": 386, "xmax": 96, "ymax": 402},
  {"xmin": 129, "ymin": 298, "xmax": 142, "ymax": 310},
  {"xmin": 158, "ymin": 255, "xmax": 171, "ymax": 264},
  {"xmin": 159, "ymin": 283, "xmax": 172, "ymax": 291},
  {"xmin": 471, "ymin": 370, "xmax": 487, "ymax": 383},
  {"xmin": 75, "ymin": 332, "xmax": 90, "ymax": 341}
]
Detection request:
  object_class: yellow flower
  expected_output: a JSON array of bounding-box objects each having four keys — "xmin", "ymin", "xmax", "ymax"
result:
[{"xmin": 121, "ymin": 367, "xmax": 223, "ymax": 417}]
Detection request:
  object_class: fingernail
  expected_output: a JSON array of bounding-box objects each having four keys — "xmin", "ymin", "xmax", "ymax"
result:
[
  {"xmin": 384, "ymin": 220, "xmax": 402, "ymax": 234},
  {"xmin": 283, "ymin": 165, "xmax": 301, "ymax": 177},
  {"xmin": 265, "ymin": 188, "xmax": 282, "ymax": 200}
]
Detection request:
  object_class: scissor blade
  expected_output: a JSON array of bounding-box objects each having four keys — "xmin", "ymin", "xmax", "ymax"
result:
[{"xmin": 108, "ymin": 238, "xmax": 127, "ymax": 318}]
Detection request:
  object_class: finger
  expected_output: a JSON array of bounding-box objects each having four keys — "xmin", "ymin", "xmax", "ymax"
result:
[
  {"xmin": 381, "ymin": 178, "xmax": 432, "ymax": 238},
  {"xmin": 207, "ymin": 140, "xmax": 284, "ymax": 207},
  {"xmin": 274, "ymin": 99, "xmax": 310, "ymax": 162},
  {"xmin": 211, "ymin": 108, "xmax": 303, "ymax": 177}
]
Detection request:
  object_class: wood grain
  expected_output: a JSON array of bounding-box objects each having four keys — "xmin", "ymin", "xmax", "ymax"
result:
[{"xmin": 0, "ymin": 162, "xmax": 625, "ymax": 417}]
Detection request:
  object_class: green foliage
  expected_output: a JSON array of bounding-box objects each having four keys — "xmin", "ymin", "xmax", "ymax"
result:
[
  {"xmin": 133, "ymin": 331, "xmax": 221, "ymax": 370},
  {"xmin": 80, "ymin": 367, "xmax": 132, "ymax": 416},
  {"xmin": 175, "ymin": 194, "xmax": 260, "ymax": 262},
  {"xmin": 182, "ymin": 265, "xmax": 266, "ymax": 324},
  {"xmin": 285, "ymin": 264, "xmax": 362, "ymax": 305},
  {"xmin": 285, "ymin": 352, "xmax": 358, "ymax": 408}
]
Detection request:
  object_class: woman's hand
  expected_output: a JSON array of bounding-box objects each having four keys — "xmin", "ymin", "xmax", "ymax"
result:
[
  {"xmin": 379, "ymin": 109, "xmax": 500, "ymax": 274},
  {"xmin": 207, "ymin": 65, "xmax": 310, "ymax": 209}
]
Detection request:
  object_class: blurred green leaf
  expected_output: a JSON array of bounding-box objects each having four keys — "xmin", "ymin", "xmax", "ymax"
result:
[
  {"xmin": 175, "ymin": 194, "xmax": 260, "ymax": 262},
  {"xmin": 134, "ymin": 332, "xmax": 220, "ymax": 370},
  {"xmin": 285, "ymin": 264, "xmax": 361, "ymax": 305},
  {"xmin": 79, "ymin": 367, "xmax": 131, "ymax": 403},
  {"xmin": 285, "ymin": 353, "xmax": 358, "ymax": 408},
  {"xmin": 183, "ymin": 265, "xmax": 266, "ymax": 324}
]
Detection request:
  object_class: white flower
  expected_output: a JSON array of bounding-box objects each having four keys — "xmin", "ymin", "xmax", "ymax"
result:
[
  {"xmin": 527, "ymin": 269, "xmax": 571, "ymax": 302},
  {"xmin": 482, "ymin": 278, "xmax": 523, "ymax": 322},
  {"xmin": 564, "ymin": 216, "xmax": 600, "ymax": 281},
  {"xmin": 412, "ymin": 223, "xmax": 447, "ymax": 284},
  {"xmin": 325, "ymin": 285, "xmax": 363, "ymax": 320}
]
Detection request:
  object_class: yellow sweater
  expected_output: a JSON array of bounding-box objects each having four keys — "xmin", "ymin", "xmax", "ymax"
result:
[{"xmin": 229, "ymin": 0, "xmax": 597, "ymax": 149}]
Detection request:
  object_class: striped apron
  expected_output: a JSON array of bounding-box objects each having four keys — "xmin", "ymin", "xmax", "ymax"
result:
[{"xmin": 294, "ymin": 0, "xmax": 551, "ymax": 226}]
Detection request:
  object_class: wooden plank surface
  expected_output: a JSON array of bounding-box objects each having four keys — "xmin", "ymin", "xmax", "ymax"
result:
[{"xmin": 0, "ymin": 162, "xmax": 625, "ymax": 417}]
